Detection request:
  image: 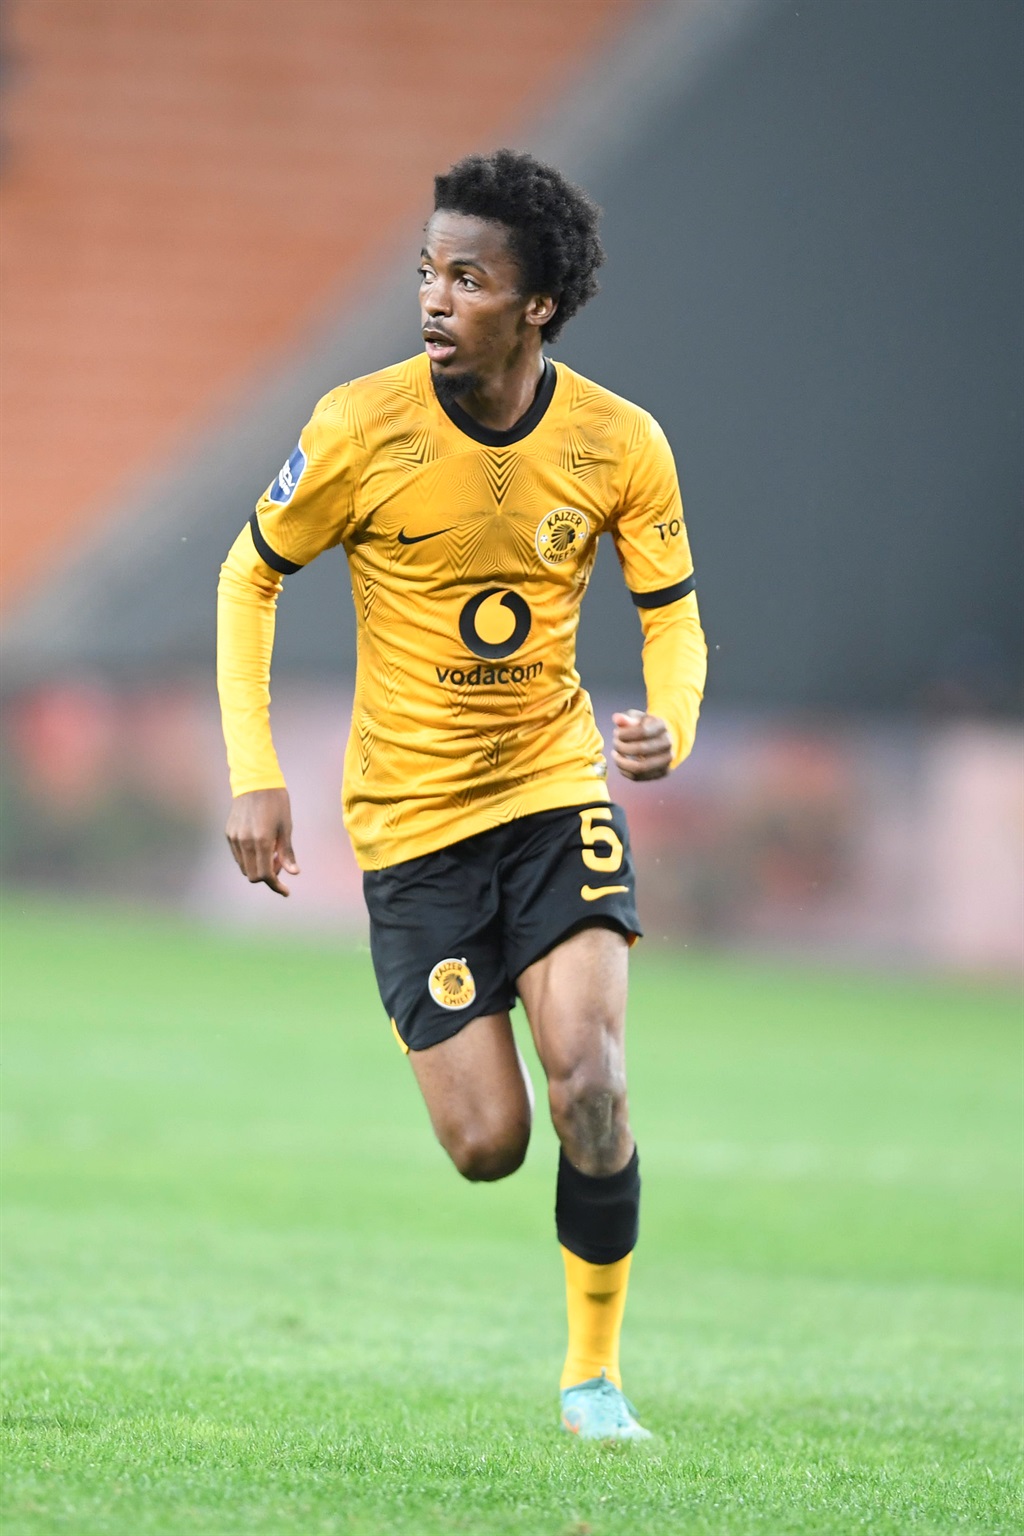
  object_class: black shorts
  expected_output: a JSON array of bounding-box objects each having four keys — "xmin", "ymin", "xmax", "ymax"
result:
[{"xmin": 363, "ymin": 801, "xmax": 641, "ymax": 1052}]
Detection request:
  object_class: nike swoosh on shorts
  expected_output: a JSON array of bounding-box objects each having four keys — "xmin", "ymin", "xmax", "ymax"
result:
[
  {"xmin": 580, "ymin": 884, "xmax": 630, "ymax": 901},
  {"xmin": 397, "ymin": 527, "xmax": 453, "ymax": 545}
]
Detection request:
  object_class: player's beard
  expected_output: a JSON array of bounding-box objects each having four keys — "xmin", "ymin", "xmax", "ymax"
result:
[{"xmin": 430, "ymin": 366, "xmax": 481, "ymax": 410}]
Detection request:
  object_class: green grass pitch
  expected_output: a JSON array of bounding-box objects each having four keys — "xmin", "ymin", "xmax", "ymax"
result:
[{"xmin": 1, "ymin": 895, "xmax": 1020, "ymax": 1535}]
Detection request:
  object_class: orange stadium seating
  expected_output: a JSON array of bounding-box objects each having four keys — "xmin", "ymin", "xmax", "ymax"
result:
[{"xmin": 0, "ymin": 0, "xmax": 645, "ymax": 607}]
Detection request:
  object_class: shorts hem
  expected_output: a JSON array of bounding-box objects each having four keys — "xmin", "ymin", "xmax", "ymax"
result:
[
  {"xmin": 399, "ymin": 989, "xmax": 517, "ymax": 1053},
  {"xmin": 512, "ymin": 914, "xmax": 642, "ymax": 985}
]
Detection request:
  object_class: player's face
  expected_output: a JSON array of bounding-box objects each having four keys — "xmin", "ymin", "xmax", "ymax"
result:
[{"xmin": 419, "ymin": 212, "xmax": 554, "ymax": 395}]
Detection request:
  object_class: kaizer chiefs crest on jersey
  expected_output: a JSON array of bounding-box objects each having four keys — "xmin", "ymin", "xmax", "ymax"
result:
[
  {"xmin": 220, "ymin": 352, "xmax": 702, "ymax": 870},
  {"xmin": 535, "ymin": 507, "xmax": 590, "ymax": 566}
]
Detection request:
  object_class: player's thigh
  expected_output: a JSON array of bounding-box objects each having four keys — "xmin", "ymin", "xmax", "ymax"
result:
[
  {"xmin": 408, "ymin": 1009, "xmax": 533, "ymax": 1172},
  {"xmin": 516, "ymin": 922, "xmax": 630, "ymax": 1090},
  {"xmin": 362, "ymin": 832, "xmax": 531, "ymax": 1176},
  {"xmin": 501, "ymin": 800, "xmax": 638, "ymax": 1084}
]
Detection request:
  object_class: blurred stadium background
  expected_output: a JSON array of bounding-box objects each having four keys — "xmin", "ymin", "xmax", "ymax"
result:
[{"xmin": 1, "ymin": 0, "xmax": 1021, "ymax": 975}]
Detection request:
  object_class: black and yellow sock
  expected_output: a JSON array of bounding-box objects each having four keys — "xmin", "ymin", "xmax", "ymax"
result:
[{"xmin": 555, "ymin": 1147, "xmax": 640, "ymax": 1391}]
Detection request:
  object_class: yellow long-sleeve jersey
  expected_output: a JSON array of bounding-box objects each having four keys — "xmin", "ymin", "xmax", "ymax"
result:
[{"xmin": 218, "ymin": 353, "xmax": 707, "ymax": 871}]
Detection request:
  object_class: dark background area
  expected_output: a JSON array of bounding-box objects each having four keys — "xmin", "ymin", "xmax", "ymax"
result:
[{"xmin": 568, "ymin": 0, "xmax": 1023, "ymax": 713}]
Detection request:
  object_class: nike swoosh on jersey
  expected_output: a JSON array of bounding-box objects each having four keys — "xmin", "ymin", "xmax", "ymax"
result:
[
  {"xmin": 580, "ymin": 884, "xmax": 630, "ymax": 901},
  {"xmin": 397, "ymin": 526, "xmax": 453, "ymax": 545}
]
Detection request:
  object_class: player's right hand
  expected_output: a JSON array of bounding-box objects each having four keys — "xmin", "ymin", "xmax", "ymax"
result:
[{"xmin": 225, "ymin": 787, "xmax": 300, "ymax": 897}]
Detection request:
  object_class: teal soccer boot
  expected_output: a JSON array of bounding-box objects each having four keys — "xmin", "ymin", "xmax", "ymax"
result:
[{"xmin": 560, "ymin": 1371, "xmax": 653, "ymax": 1441}]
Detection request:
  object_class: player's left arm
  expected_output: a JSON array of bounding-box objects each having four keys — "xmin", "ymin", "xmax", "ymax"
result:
[{"xmin": 610, "ymin": 416, "xmax": 708, "ymax": 781}]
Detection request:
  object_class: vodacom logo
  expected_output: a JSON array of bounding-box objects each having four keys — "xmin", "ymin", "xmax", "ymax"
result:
[{"xmin": 458, "ymin": 588, "xmax": 532, "ymax": 660}]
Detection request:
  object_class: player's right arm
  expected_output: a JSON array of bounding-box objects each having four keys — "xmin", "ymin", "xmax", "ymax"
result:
[
  {"xmin": 218, "ymin": 528, "xmax": 295, "ymax": 894},
  {"xmin": 216, "ymin": 388, "xmax": 359, "ymax": 895}
]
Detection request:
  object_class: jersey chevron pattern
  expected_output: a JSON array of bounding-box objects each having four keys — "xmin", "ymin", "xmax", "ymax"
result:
[{"xmin": 219, "ymin": 352, "xmax": 703, "ymax": 870}]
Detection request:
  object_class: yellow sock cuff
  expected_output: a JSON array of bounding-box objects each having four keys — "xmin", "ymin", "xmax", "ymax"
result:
[{"xmin": 561, "ymin": 1246, "xmax": 632, "ymax": 1296}]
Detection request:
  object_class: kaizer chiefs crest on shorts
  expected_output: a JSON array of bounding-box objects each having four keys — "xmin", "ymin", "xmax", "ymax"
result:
[
  {"xmin": 427, "ymin": 957, "xmax": 477, "ymax": 1010},
  {"xmin": 536, "ymin": 507, "xmax": 590, "ymax": 566}
]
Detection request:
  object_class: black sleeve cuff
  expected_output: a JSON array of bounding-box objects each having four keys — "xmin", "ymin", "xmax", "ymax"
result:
[
  {"xmin": 249, "ymin": 513, "xmax": 304, "ymax": 575},
  {"xmin": 630, "ymin": 574, "xmax": 695, "ymax": 608}
]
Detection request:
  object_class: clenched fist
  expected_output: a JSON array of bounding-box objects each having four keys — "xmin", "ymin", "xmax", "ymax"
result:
[{"xmin": 611, "ymin": 710, "xmax": 673, "ymax": 782}]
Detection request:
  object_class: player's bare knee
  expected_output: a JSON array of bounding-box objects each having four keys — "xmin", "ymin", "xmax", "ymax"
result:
[
  {"xmin": 442, "ymin": 1105, "xmax": 534, "ymax": 1185},
  {"xmin": 548, "ymin": 1060, "xmax": 628, "ymax": 1164},
  {"xmin": 447, "ymin": 1119, "xmax": 530, "ymax": 1182}
]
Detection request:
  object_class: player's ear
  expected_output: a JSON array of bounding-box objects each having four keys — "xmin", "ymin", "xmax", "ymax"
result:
[{"xmin": 524, "ymin": 293, "xmax": 558, "ymax": 329}]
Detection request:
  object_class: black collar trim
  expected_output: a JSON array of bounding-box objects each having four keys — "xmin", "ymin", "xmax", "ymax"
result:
[{"xmin": 435, "ymin": 358, "xmax": 557, "ymax": 446}]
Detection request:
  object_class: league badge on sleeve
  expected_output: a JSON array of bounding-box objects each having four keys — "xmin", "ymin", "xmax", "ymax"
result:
[{"xmin": 267, "ymin": 443, "xmax": 307, "ymax": 505}]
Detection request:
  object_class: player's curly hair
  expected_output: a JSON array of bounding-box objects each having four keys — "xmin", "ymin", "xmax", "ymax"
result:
[{"xmin": 433, "ymin": 149, "xmax": 604, "ymax": 344}]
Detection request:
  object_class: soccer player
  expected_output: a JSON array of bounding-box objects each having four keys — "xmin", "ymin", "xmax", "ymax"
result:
[{"xmin": 217, "ymin": 150, "xmax": 706, "ymax": 1440}]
